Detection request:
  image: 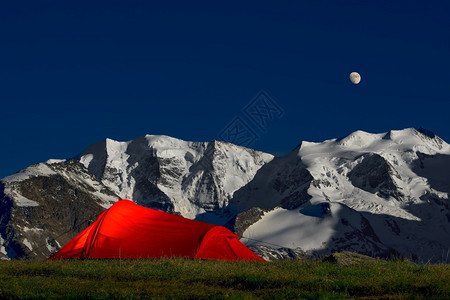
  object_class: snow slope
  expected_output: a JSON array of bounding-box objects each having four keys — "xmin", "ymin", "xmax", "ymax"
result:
[
  {"xmin": 0, "ymin": 160, "xmax": 120, "ymax": 259},
  {"xmin": 78, "ymin": 135, "xmax": 273, "ymax": 219},
  {"xmin": 1, "ymin": 128, "xmax": 449, "ymax": 261},
  {"xmin": 241, "ymin": 128, "xmax": 450, "ymax": 261}
]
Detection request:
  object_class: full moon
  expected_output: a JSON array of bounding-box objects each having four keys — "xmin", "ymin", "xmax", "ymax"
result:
[{"xmin": 349, "ymin": 72, "xmax": 361, "ymax": 84}]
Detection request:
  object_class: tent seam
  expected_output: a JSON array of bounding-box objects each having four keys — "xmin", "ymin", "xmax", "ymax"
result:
[{"xmin": 81, "ymin": 209, "xmax": 110, "ymax": 258}]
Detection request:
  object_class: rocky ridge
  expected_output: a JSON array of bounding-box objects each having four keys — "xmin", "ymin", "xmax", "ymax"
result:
[{"xmin": 1, "ymin": 128, "xmax": 449, "ymax": 262}]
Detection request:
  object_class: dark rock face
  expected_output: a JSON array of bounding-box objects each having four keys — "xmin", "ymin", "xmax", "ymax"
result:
[
  {"xmin": 78, "ymin": 139, "xmax": 108, "ymax": 179},
  {"xmin": 1, "ymin": 130, "xmax": 449, "ymax": 262},
  {"xmin": 413, "ymin": 152, "xmax": 450, "ymax": 194},
  {"xmin": 417, "ymin": 127, "xmax": 435, "ymax": 139},
  {"xmin": 0, "ymin": 160, "xmax": 119, "ymax": 260},
  {"xmin": 414, "ymin": 128, "xmax": 446, "ymax": 150},
  {"xmin": 130, "ymin": 156, "xmax": 175, "ymax": 212},
  {"xmin": 348, "ymin": 153, "xmax": 403, "ymax": 200},
  {"xmin": 329, "ymin": 215, "xmax": 384, "ymax": 257},
  {"xmin": 249, "ymin": 245, "xmax": 308, "ymax": 261},
  {"xmin": 418, "ymin": 192, "xmax": 450, "ymax": 229},
  {"xmin": 182, "ymin": 143, "xmax": 223, "ymax": 211},
  {"xmin": 0, "ymin": 189, "xmax": 25, "ymax": 259},
  {"xmin": 280, "ymin": 187, "xmax": 312, "ymax": 210},
  {"xmin": 182, "ymin": 142, "xmax": 220, "ymax": 210},
  {"xmin": 231, "ymin": 153, "xmax": 313, "ymax": 211},
  {"xmin": 79, "ymin": 137, "xmax": 272, "ymax": 216},
  {"xmin": 1, "ymin": 136, "xmax": 273, "ymax": 259},
  {"xmin": 302, "ymin": 204, "xmax": 396, "ymax": 259},
  {"xmin": 225, "ymin": 207, "xmax": 266, "ymax": 237}
]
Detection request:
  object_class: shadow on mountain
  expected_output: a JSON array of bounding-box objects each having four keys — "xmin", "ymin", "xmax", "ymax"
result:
[
  {"xmin": 412, "ymin": 152, "xmax": 450, "ymax": 194},
  {"xmin": 238, "ymin": 196, "xmax": 450, "ymax": 263},
  {"xmin": 299, "ymin": 202, "xmax": 331, "ymax": 218},
  {"xmin": 0, "ymin": 184, "xmax": 24, "ymax": 259},
  {"xmin": 75, "ymin": 139, "xmax": 108, "ymax": 179},
  {"xmin": 348, "ymin": 153, "xmax": 403, "ymax": 200},
  {"xmin": 230, "ymin": 152, "xmax": 313, "ymax": 212},
  {"xmin": 315, "ymin": 198, "xmax": 450, "ymax": 263},
  {"xmin": 126, "ymin": 137, "xmax": 175, "ymax": 212}
]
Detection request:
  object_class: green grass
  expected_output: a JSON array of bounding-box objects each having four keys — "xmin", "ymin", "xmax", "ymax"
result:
[{"xmin": 0, "ymin": 258, "xmax": 449, "ymax": 299}]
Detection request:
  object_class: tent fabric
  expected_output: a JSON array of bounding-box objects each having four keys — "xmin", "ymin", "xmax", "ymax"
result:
[{"xmin": 49, "ymin": 199, "xmax": 265, "ymax": 262}]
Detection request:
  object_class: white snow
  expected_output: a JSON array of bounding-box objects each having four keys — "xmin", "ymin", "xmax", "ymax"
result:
[
  {"xmin": 297, "ymin": 128, "xmax": 450, "ymax": 221},
  {"xmin": 79, "ymin": 154, "xmax": 94, "ymax": 167},
  {"xmin": 73, "ymin": 174, "xmax": 119, "ymax": 208},
  {"xmin": 4, "ymin": 128, "xmax": 447, "ymax": 261},
  {"xmin": 239, "ymin": 128, "xmax": 450, "ymax": 260},
  {"xmin": 22, "ymin": 239, "xmax": 33, "ymax": 251},
  {"xmin": 5, "ymin": 189, "xmax": 40, "ymax": 207},
  {"xmin": 15, "ymin": 195, "xmax": 40, "ymax": 207},
  {"xmin": 46, "ymin": 159, "xmax": 66, "ymax": 164},
  {"xmin": 242, "ymin": 206, "xmax": 339, "ymax": 250},
  {"xmin": 23, "ymin": 227, "xmax": 44, "ymax": 233},
  {"xmin": 336, "ymin": 130, "xmax": 385, "ymax": 149},
  {"xmin": 55, "ymin": 163, "xmax": 120, "ymax": 209},
  {"xmin": 93, "ymin": 192, "xmax": 120, "ymax": 208},
  {"xmin": 95, "ymin": 138, "xmax": 133, "ymax": 199},
  {"xmin": 46, "ymin": 238, "xmax": 57, "ymax": 253},
  {"xmin": 0, "ymin": 235, "xmax": 7, "ymax": 257},
  {"xmin": 2, "ymin": 163, "xmax": 56, "ymax": 183},
  {"xmin": 2, "ymin": 155, "xmax": 119, "ymax": 209},
  {"xmin": 79, "ymin": 134, "xmax": 273, "ymax": 219}
]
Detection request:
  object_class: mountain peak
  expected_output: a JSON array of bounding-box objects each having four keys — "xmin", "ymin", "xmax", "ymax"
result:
[
  {"xmin": 416, "ymin": 127, "xmax": 436, "ymax": 138},
  {"xmin": 2, "ymin": 128, "xmax": 450, "ymax": 262},
  {"xmin": 1, "ymin": 163, "xmax": 57, "ymax": 184},
  {"xmin": 144, "ymin": 134, "xmax": 190, "ymax": 146},
  {"xmin": 336, "ymin": 130, "xmax": 384, "ymax": 148}
]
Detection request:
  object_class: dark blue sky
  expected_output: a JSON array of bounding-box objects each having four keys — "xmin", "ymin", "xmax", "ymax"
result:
[{"xmin": 1, "ymin": 0, "xmax": 450, "ymax": 177}]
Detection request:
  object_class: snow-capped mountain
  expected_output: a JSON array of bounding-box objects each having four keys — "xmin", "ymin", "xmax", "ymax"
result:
[
  {"xmin": 77, "ymin": 135, "xmax": 273, "ymax": 220},
  {"xmin": 238, "ymin": 128, "xmax": 450, "ymax": 261},
  {"xmin": 1, "ymin": 128, "xmax": 449, "ymax": 262},
  {"xmin": 0, "ymin": 136, "xmax": 272, "ymax": 259},
  {"xmin": 0, "ymin": 160, "xmax": 119, "ymax": 259}
]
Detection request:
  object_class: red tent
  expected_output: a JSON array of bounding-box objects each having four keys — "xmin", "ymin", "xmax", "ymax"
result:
[{"xmin": 49, "ymin": 200, "xmax": 264, "ymax": 261}]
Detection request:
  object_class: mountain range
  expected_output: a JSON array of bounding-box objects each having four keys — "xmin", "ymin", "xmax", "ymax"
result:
[{"xmin": 1, "ymin": 128, "xmax": 449, "ymax": 262}]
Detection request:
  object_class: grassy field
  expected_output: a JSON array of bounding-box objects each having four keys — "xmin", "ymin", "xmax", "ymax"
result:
[{"xmin": 0, "ymin": 257, "xmax": 449, "ymax": 299}]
